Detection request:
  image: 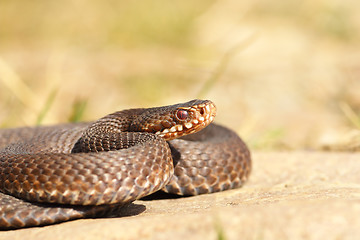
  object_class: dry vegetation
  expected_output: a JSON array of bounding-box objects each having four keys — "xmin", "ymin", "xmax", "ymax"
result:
[{"xmin": 0, "ymin": 0, "xmax": 359, "ymax": 150}]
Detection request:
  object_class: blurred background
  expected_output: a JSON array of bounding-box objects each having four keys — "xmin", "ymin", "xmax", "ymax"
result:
[{"xmin": 0, "ymin": 0, "xmax": 359, "ymax": 151}]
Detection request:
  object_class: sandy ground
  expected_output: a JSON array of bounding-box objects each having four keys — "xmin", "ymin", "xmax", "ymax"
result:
[{"xmin": 1, "ymin": 151, "xmax": 359, "ymax": 240}]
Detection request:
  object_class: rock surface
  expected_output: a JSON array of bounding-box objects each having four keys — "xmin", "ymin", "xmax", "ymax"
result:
[{"xmin": 1, "ymin": 151, "xmax": 359, "ymax": 240}]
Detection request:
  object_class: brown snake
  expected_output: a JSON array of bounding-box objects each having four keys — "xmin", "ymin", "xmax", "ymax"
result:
[{"xmin": 0, "ymin": 99, "xmax": 251, "ymax": 229}]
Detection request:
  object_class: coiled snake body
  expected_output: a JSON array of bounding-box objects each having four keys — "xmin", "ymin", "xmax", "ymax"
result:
[{"xmin": 0, "ymin": 100, "xmax": 251, "ymax": 229}]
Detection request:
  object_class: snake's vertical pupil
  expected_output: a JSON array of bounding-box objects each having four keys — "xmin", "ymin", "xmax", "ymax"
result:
[{"xmin": 176, "ymin": 109, "xmax": 188, "ymax": 120}]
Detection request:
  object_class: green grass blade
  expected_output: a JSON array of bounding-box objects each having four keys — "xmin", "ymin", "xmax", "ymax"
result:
[
  {"xmin": 68, "ymin": 99, "xmax": 88, "ymax": 123},
  {"xmin": 36, "ymin": 89, "xmax": 58, "ymax": 125}
]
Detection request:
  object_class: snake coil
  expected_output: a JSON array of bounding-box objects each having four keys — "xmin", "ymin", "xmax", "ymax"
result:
[{"xmin": 0, "ymin": 99, "xmax": 251, "ymax": 229}]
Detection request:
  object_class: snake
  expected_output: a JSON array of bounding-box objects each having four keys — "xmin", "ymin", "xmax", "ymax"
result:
[{"xmin": 0, "ymin": 99, "xmax": 251, "ymax": 229}]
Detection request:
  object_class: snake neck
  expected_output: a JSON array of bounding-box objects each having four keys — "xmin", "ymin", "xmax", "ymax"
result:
[{"xmin": 71, "ymin": 109, "xmax": 146, "ymax": 153}]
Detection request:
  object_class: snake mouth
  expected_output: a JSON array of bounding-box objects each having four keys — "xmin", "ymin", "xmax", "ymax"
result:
[{"xmin": 155, "ymin": 100, "xmax": 216, "ymax": 140}]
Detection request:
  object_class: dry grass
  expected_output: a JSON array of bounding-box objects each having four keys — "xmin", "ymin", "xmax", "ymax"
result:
[{"xmin": 0, "ymin": 0, "xmax": 359, "ymax": 150}]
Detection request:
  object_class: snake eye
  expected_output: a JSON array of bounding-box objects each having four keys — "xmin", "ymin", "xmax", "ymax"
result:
[{"xmin": 176, "ymin": 109, "xmax": 189, "ymax": 120}]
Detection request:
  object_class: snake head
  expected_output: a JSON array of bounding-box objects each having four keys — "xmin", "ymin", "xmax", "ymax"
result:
[{"xmin": 139, "ymin": 99, "xmax": 217, "ymax": 140}]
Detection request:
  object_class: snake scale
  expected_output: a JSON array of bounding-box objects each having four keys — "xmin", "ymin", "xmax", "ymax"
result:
[{"xmin": 0, "ymin": 99, "xmax": 251, "ymax": 229}]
